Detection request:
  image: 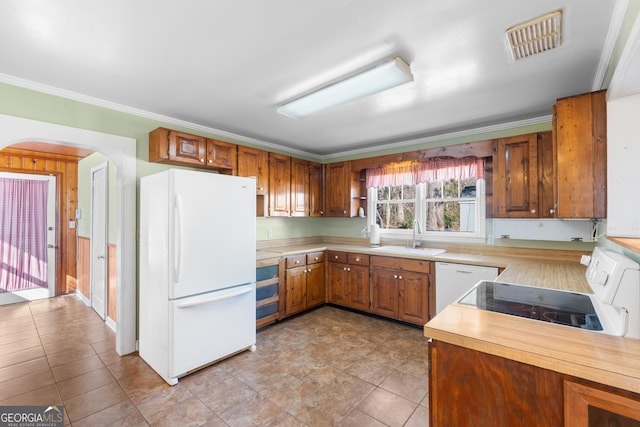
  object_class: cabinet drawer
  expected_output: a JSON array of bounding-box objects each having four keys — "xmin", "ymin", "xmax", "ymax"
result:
[
  {"xmin": 306, "ymin": 251, "xmax": 325, "ymax": 265},
  {"xmin": 348, "ymin": 253, "xmax": 369, "ymax": 265},
  {"xmin": 370, "ymin": 256, "xmax": 430, "ymax": 273},
  {"xmin": 286, "ymin": 254, "xmax": 307, "ymax": 268},
  {"xmin": 328, "ymin": 251, "xmax": 348, "ymax": 264}
]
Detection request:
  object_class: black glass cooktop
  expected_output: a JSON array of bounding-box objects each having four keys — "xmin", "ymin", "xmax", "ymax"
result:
[{"xmin": 459, "ymin": 281, "xmax": 603, "ymax": 331}]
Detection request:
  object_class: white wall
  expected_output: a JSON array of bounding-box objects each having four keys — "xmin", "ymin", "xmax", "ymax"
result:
[{"xmin": 607, "ymin": 93, "xmax": 640, "ymax": 237}]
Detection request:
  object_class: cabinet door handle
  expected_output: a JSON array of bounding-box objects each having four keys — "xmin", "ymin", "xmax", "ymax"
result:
[
  {"xmin": 355, "ymin": 258, "xmax": 360, "ymax": 262},
  {"xmin": 200, "ymin": 158, "xmax": 205, "ymax": 163},
  {"xmin": 314, "ymin": 257, "xmax": 319, "ymax": 261},
  {"xmin": 347, "ymin": 268, "xmax": 351, "ymax": 272},
  {"xmin": 398, "ymin": 275, "xmax": 403, "ymax": 280},
  {"xmin": 394, "ymin": 275, "xmax": 398, "ymax": 279},
  {"xmin": 295, "ymin": 260, "xmax": 300, "ymax": 264},
  {"xmin": 208, "ymin": 159, "xmax": 213, "ymax": 163},
  {"xmin": 343, "ymin": 210, "xmax": 347, "ymax": 214},
  {"xmin": 335, "ymin": 255, "xmax": 339, "ymax": 259},
  {"xmin": 344, "ymin": 267, "xmax": 348, "ymax": 271},
  {"xmin": 531, "ymin": 209, "xmax": 536, "ymax": 214}
]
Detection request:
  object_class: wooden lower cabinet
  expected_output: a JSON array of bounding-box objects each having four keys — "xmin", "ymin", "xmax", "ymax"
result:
[
  {"xmin": 283, "ymin": 251, "xmax": 325, "ymax": 317},
  {"xmin": 370, "ymin": 256, "xmax": 430, "ymax": 325},
  {"xmin": 327, "ymin": 251, "xmax": 370, "ymax": 311},
  {"xmin": 430, "ymin": 340, "xmax": 563, "ymax": 426},
  {"xmin": 429, "ymin": 340, "xmax": 640, "ymax": 427}
]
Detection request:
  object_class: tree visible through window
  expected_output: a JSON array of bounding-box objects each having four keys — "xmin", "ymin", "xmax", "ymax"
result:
[{"xmin": 366, "ymin": 157, "xmax": 487, "ymax": 240}]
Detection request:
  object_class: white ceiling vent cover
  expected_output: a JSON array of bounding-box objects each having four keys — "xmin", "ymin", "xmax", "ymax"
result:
[{"xmin": 506, "ymin": 10, "xmax": 562, "ymax": 61}]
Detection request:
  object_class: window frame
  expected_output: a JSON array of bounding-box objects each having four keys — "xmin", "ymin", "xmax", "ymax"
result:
[{"xmin": 367, "ymin": 179, "xmax": 487, "ymax": 244}]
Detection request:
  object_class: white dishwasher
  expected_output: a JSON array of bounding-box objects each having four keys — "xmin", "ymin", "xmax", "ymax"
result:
[{"xmin": 435, "ymin": 262, "xmax": 499, "ymax": 314}]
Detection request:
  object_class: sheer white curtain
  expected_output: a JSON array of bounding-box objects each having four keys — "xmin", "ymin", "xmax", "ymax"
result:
[{"xmin": 0, "ymin": 178, "xmax": 48, "ymax": 292}]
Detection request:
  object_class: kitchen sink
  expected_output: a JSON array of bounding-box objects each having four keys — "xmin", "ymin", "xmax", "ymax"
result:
[{"xmin": 372, "ymin": 245, "xmax": 447, "ymax": 256}]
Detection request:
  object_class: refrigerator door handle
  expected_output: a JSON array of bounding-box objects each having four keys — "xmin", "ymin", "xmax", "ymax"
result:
[
  {"xmin": 174, "ymin": 194, "xmax": 183, "ymax": 284},
  {"xmin": 176, "ymin": 285, "xmax": 253, "ymax": 308}
]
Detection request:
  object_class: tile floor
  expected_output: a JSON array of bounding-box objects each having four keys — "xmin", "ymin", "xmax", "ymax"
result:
[{"xmin": 0, "ymin": 295, "xmax": 429, "ymax": 426}]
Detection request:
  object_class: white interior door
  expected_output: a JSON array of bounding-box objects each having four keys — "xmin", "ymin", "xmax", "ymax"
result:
[{"xmin": 90, "ymin": 163, "xmax": 108, "ymax": 320}]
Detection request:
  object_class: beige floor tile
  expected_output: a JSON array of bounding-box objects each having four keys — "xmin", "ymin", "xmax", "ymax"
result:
[
  {"xmin": 217, "ymin": 394, "xmax": 286, "ymax": 427},
  {"xmin": 71, "ymin": 399, "xmax": 144, "ymax": 427},
  {"xmin": 337, "ymin": 408, "xmax": 388, "ymax": 426},
  {"xmin": 0, "ymin": 345, "xmax": 45, "ymax": 369},
  {"xmin": 379, "ymin": 369, "xmax": 428, "ymax": 404},
  {"xmin": 0, "ymin": 384, "xmax": 62, "ymax": 406},
  {"xmin": 57, "ymin": 366, "xmax": 116, "ymax": 400},
  {"xmin": 405, "ymin": 404, "xmax": 430, "ymax": 427},
  {"xmin": 0, "ymin": 356, "xmax": 50, "ymax": 383},
  {"xmin": 63, "ymin": 382, "xmax": 129, "ymax": 422},
  {"xmin": 357, "ymin": 387, "xmax": 418, "ymax": 427},
  {"xmin": 144, "ymin": 395, "xmax": 216, "ymax": 426},
  {"xmin": 0, "ymin": 368, "xmax": 55, "ymax": 401},
  {"xmin": 51, "ymin": 354, "xmax": 105, "ymax": 382}
]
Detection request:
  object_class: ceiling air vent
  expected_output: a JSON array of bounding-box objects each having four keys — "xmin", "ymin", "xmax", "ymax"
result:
[{"xmin": 506, "ymin": 10, "xmax": 562, "ymax": 61}]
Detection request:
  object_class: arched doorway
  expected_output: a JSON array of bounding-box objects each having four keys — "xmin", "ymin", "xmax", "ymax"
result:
[{"xmin": 0, "ymin": 113, "xmax": 137, "ymax": 355}]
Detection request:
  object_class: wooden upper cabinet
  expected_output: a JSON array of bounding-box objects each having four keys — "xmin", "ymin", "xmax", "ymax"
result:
[
  {"xmin": 325, "ymin": 161, "xmax": 350, "ymax": 217},
  {"xmin": 269, "ymin": 153, "xmax": 291, "ymax": 216},
  {"xmin": 237, "ymin": 146, "xmax": 268, "ymax": 195},
  {"xmin": 149, "ymin": 128, "xmax": 207, "ymax": 166},
  {"xmin": 290, "ymin": 157, "xmax": 309, "ymax": 217},
  {"xmin": 309, "ymin": 162, "xmax": 325, "ymax": 217},
  {"xmin": 554, "ymin": 90, "xmax": 607, "ymax": 218},
  {"xmin": 206, "ymin": 139, "xmax": 236, "ymax": 173},
  {"xmin": 148, "ymin": 128, "xmax": 234, "ymax": 174},
  {"xmin": 537, "ymin": 130, "xmax": 556, "ymax": 218},
  {"xmin": 493, "ymin": 133, "xmax": 539, "ymax": 218}
]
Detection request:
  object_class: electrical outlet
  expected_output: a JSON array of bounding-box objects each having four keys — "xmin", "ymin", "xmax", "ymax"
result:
[{"xmin": 267, "ymin": 229, "xmax": 273, "ymax": 239}]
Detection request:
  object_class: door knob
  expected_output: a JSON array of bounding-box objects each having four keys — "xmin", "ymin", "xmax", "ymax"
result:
[
  {"xmin": 97, "ymin": 255, "xmax": 105, "ymax": 260},
  {"xmin": 47, "ymin": 244, "xmax": 57, "ymax": 249}
]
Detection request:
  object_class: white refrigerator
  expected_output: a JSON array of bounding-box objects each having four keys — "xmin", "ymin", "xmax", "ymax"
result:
[{"xmin": 139, "ymin": 169, "xmax": 256, "ymax": 385}]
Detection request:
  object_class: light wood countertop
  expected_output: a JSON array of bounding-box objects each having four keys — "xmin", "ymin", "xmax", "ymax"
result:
[
  {"xmin": 258, "ymin": 239, "xmax": 639, "ymax": 394},
  {"xmin": 424, "ymin": 304, "xmax": 640, "ymax": 394}
]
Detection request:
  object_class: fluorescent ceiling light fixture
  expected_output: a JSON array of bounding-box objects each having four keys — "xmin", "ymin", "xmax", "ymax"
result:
[{"xmin": 277, "ymin": 57, "xmax": 413, "ymax": 119}]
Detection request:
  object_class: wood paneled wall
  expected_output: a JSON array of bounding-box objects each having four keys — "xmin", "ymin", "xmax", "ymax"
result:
[
  {"xmin": 0, "ymin": 148, "xmax": 79, "ymax": 295},
  {"xmin": 108, "ymin": 243, "xmax": 116, "ymax": 321},
  {"xmin": 77, "ymin": 236, "xmax": 91, "ymax": 298},
  {"xmin": 77, "ymin": 236, "xmax": 117, "ymax": 321}
]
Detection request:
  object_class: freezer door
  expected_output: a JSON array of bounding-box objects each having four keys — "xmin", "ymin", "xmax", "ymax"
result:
[
  {"xmin": 169, "ymin": 169, "xmax": 256, "ymax": 299},
  {"xmin": 168, "ymin": 284, "xmax": 256, "ymax": 381}
]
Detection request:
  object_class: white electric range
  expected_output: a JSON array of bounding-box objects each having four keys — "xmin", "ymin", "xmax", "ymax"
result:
[{"xmin": 459, "ymin": 247, "xmax": 640, "ymax": 338}]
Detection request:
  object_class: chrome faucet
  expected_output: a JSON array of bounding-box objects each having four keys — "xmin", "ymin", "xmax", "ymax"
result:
[{"xmin": 412, "ymin": 219, "xmax": 422, "ymax": 248}]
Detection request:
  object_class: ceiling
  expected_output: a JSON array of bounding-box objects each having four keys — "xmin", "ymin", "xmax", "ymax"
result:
[{"xmin": 0, "ymin": 1, "xmax": 623, "ymax": 158}]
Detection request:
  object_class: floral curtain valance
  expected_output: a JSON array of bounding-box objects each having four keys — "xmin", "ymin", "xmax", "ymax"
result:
[{"xmin": 365, "ymin": 156, "xmax": 485, "ymax": 188}]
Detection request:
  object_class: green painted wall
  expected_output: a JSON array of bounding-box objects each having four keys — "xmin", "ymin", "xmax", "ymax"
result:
[{"xmin": 77, "ymin": 152, "xmax": 118, "ymax": 243}]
